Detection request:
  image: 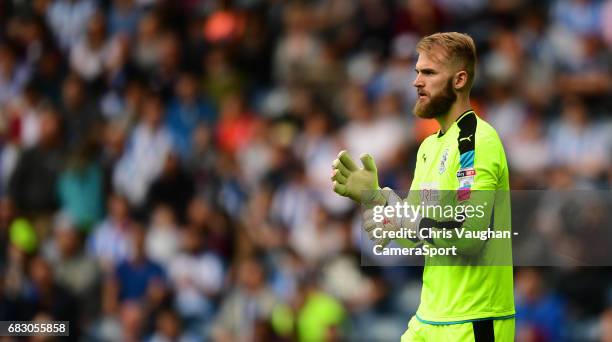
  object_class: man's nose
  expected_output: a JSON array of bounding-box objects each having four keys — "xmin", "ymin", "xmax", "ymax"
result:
[{"xmin": 413, "ymin": 74, "xmax": 423, "ymax": 88}]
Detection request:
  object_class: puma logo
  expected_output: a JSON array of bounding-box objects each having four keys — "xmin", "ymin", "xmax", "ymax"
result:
[{"xmin": 459, "ymin": 135, "xmax": 473, "ymax": 143}]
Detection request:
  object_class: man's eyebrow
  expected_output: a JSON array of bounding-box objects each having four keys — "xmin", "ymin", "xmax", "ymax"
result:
[{"xmin": 415, "ymin": 67, "xmax": 437, "ymax": 73}]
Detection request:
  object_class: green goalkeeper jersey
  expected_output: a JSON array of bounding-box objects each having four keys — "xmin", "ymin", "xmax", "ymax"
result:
[{"xmin": 407, "ymin": 110, "xmax": 514, "ymax": 324}]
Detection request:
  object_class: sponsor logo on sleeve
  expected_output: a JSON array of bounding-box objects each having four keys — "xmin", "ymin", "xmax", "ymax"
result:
[{"xmin": 456, "ymin": 168, "xmax": 475, "ymax": 201}]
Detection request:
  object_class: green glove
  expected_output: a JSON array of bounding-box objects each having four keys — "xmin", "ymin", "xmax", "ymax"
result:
[{"xmin": 331, "ymin": 150, "xmax": 386, "ymax": 205}]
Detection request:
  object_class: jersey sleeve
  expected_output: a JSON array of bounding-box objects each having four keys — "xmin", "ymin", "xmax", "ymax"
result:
[
  {"xmin": 390, "ymin": 137, "xmax": 433, "ymax": 248},
  {"xmin": 456, "ymin": 114, "xmax": 503, "ymax": 191},
  {"xmin": 409, "ymin": 135, "xmax": 433, "ymax": 192}
]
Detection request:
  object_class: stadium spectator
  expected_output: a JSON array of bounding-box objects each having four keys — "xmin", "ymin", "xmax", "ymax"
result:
[
  {"xmin": 165, "ymin": 72, "xmax": 216, "ymax": 159},
  {"xmin": 47, "ymin": 213, "xmax": 101, "ymax": 320},
  {"xmin": 69, "ymin": 12, "xmax": 110, "ymax": 83},
  {"xmin": 145, "ymin": 152, "xmax": 194, "ymax": 223},
  {"xmin": 108, "ymin": 0, "xmax": 142, "ymax": 38},
  {"xmin": 0, "ymin": 43, "xmax": 30, "ymax": 107},
  {"xmin": 58, "ymin": 143, "xmax": 104, "ymax": 229},
  {"xmin": 113, "ymin": 92, "xmax": 173, "ymax": 207},
  {"xmin": 8, "ymin": 106, "xmax": 64, "ymax": 218},
  {"xmin": 107, "ymin": 224, "xmax": 166, "ymax": 303},
  {"xmin": 144, "ymin": 204, "xmax": 180, "ymax": 269},
  {"xmin": 148, "ymin": 308, "xmax": 198, "ymax": 342},
  {"xmin": 59, "ymin": 74, "xmax": 103, "ymax": 148},
  {"xmin": 22, "ymin": 256, "xmax": 79, "ymax": 327},
  {"xmin": 46, "ymin": 0, "xmax": 98, "ymax": 51},
  {"xmin": 168, "ymin": 226, "xmax": 224, "ymax": 335},
  {"xmin": 212, "ymin": 257, "xmax": 279, "ymax": 341},
  {"xmin": 515, "ymin": 268, "xmax": 566, "ymax": 341},
  {"xmin": 87, "ymin": 193, "xmax": 134, "ymax": 271}
]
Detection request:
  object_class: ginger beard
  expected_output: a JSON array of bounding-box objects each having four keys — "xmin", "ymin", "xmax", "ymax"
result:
[{"xmin": 413, "ymin": 77, "xmax": 457, "ymax": 119}]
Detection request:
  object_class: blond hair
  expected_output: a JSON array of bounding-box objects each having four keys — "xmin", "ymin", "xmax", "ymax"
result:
[{"xmin": 416, "ymin": 32, "xmax": 477, "ymax": 90}]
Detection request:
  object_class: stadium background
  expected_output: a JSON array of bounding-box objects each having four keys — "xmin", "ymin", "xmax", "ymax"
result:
[{"xmin": 0, "ymin": 0, "xmax": 611, "ymax": 341}]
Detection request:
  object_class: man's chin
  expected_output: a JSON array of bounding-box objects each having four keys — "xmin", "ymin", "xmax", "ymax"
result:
[{"xmin": 413, "ymin": 104, "xmax": 437, "ymax": 119}]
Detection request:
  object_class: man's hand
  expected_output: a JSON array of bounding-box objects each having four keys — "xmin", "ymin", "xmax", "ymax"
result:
[
  {"xmin": 361, "ymin": 188, "xmax": 421, "ymax": 248},
  {"xmin": 362, "ymin": 206, "xmax": 396, "ymax": 247},
  {"xmin": 331, "ymin": 150, "xmax": 383, "ymax": 205}
]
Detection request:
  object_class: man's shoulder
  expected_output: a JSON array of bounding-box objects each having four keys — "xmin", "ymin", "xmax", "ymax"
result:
[
  {"xmin": 419, "ymin": 133, "xmax": 439, "ymax": 148},
  {"xmin": 474, "ymin": 115, "xmax": 503, "ymax": 144},
  {"xmin": 421, "ymin": 133, "xmax": 436, "ymax": 143}
]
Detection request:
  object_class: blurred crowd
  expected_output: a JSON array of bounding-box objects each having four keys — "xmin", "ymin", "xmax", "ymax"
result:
[{"xmin": 0, "ymin": 0, "xmax": 611, "ymax": 341}]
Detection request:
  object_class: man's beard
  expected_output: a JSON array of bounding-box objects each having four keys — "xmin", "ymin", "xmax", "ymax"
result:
[{"xmin": 413, "ymin": 78, "xmax": 457, "ymax": 119}]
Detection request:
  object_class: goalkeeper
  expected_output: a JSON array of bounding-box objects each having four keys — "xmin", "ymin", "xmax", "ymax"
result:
[{"xmin": 331, "ymin": 32, "xmax": 514, "ymax": 342}]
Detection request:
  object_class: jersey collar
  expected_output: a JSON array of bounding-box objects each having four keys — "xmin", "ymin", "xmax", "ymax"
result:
[{"xmin": 437, "ymin": 109, "xmax": 476, "ymax": 138}]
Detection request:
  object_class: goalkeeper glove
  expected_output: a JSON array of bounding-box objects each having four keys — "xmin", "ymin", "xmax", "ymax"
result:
[
  {"xmin": 331, "ymin": 150, "xmax": 386, "ymax": 205},
  {"xmin": 362, "ymin": 188, "xmax": 422, "ymax": 247}
]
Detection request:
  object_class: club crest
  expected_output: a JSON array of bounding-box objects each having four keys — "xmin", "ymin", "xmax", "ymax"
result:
[{"xmin": 438, "ymin": 148, "xmax": 449, "ymax": 174}]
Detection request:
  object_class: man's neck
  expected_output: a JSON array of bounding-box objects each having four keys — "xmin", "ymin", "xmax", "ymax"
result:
[{"xmin": 436, "ymin": 97, "xmax": 472, "ymax": 134}]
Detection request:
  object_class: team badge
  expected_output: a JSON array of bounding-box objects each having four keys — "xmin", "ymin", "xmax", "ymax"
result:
[{"xmin": 438, "ymin": 148, "xmax": 449, "ymax": 174}]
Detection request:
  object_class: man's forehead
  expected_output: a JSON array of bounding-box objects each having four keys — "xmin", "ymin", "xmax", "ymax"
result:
[{"xmin": 415, "ymin": 48, "xmax": 452, "ymax": 71}]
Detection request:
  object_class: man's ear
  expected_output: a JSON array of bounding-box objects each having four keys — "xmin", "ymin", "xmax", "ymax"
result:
[{"xmin": 454, "ymin": 70, "xmax": 468, "ymax": 91}]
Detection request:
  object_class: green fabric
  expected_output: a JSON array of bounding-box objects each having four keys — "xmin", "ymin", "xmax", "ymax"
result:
[
  {"xmin": 271, "ymin": 303, "xmax": 294, "ymax": 337},
  {"xmin": 9, "ymin": 218, "xmax": 37, "ymax": 253},
  {"xmin": 297, "ymin": 292, "xmax": 345, "ymax": 342},
  {"xmin": 405, "ymin": 111, "xmax": 515, "ymax": 323},
  {"xmin": 401, "ymin": 315, "xmax": 515, "ymax": 341}
]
